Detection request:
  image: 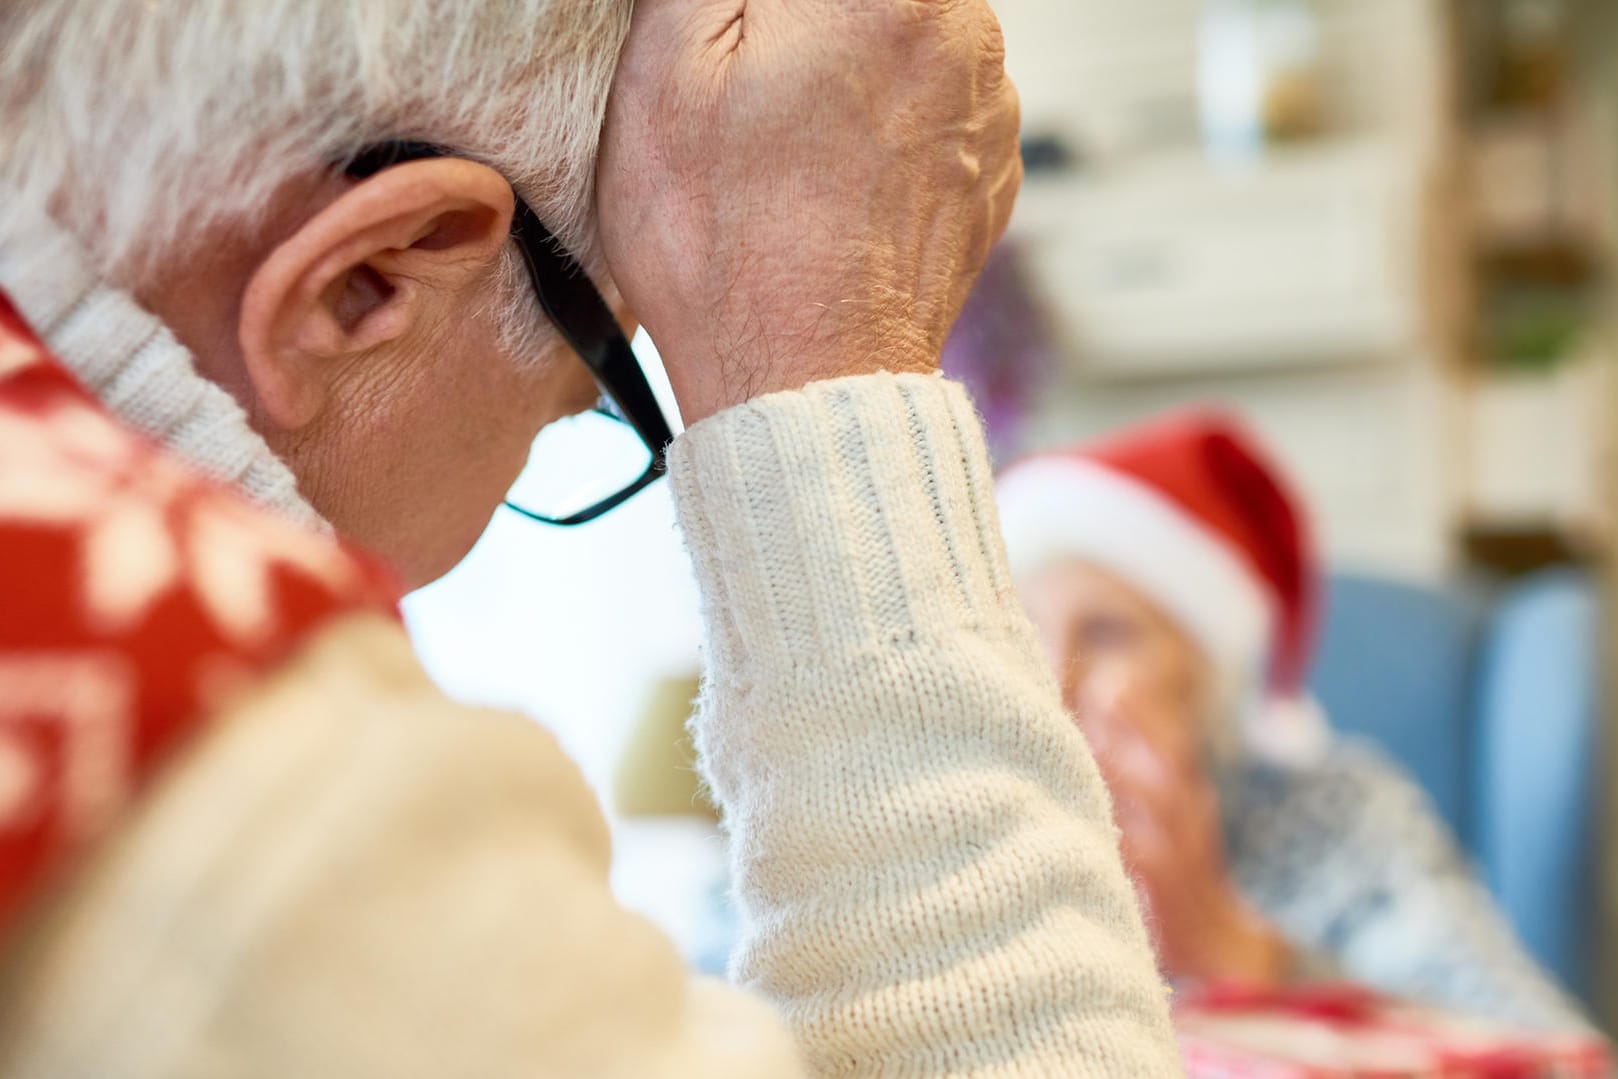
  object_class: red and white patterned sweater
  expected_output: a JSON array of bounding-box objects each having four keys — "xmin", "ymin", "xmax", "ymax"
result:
[{"xmin": 0, "ymin": 289, "xmax": 398, "ymax": 935}]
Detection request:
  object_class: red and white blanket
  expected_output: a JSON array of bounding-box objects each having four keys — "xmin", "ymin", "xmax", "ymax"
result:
[{"xmin": 1176, "ymin": 982, "xmax": 1611, "ymax": 1078}]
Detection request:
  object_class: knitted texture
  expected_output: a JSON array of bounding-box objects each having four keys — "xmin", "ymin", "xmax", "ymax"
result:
[
  {"xmin": 671, "ymin": 372, "xmax": 1182, "ymax": 1078},
  {"xmin": 0, "ymin": 219, "xmax": 321, "ymax": 528},
  {"xmin": 1220, "ymin": 743, "xmax": 1591, "ymax": 1033}
]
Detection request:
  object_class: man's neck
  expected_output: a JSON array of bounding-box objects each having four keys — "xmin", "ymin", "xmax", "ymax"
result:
[{"xmin": 0, "ymin": 214, "xmax": 324, "ymax": 530}]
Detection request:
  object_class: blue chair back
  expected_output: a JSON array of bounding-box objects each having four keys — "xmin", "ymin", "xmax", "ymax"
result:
[
  {"xmin": 1308, "ymin": 569, "xmax": 1602, "ymax": 1002},
  {"xmin": 1473, "ymin": 569, "xmax": 1602, "ymax": 1000},
  {"xmin": 1310, "ymin": 574, "xmax": 1485, "ymax": 843}
]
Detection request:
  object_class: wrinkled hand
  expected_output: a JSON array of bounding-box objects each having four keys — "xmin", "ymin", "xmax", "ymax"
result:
[
  {"xmin": 1077, "ymin": 671, "xmax": 1292, "ymax": 986},
  {"xmin": 597, "ymin": 0, "xmax": 1022, "ymax": 424}
]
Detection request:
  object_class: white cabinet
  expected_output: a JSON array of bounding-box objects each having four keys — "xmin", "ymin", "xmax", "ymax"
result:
[
  {"xmin": 1011, "ymin": 141, "xmax": 1428, "ymax": 376},
  {"xmin": 1004, "ymin": 133, "xmax": 1469, "ymax": 576},
  {"xmin": 1463, "ymin": 359, "xmax": 1614, "ymax": 539}
]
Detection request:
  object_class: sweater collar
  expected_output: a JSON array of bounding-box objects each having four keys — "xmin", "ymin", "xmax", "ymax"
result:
[{"xmin": 0, "ymin": 218, "xmax": 324, "ymax": 531}]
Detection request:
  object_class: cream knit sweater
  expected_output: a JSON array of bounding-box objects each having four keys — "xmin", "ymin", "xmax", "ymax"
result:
[{"xmin": 0, "ymin": 222, "xmax": 1181, "ymax": 1078}]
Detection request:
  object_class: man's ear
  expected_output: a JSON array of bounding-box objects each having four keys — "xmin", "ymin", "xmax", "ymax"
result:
[{"xmin": 238, "ymin": 158, "xmax": 515, "ymax": 430}]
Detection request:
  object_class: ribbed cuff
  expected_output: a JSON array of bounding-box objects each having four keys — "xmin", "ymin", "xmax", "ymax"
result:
[{"xmin": 667, "ymin": 372, "xmax": 1021, "ymax": 681}]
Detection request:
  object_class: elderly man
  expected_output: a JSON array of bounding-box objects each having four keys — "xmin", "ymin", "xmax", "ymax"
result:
[{"xmin": 0, "ymin": 1, "xmax": 1179, "ymax": 1076}]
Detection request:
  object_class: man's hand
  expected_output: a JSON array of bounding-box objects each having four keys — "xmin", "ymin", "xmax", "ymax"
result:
[
  {"xmin": 1077, "ymin": 672, "xmax": 1293, "ymax": 986},
  {"xmin": 597, "ymin": 0, "xmax": 1022, "ymax": 424}
]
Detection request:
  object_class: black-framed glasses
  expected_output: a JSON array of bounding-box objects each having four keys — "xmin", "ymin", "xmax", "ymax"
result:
[{"xmin": 345, "ymin": 141, "xmax": 673, "ymax": 526}]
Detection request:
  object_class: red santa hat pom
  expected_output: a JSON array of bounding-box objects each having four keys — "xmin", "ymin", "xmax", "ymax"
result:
[{"xmin": 996, "ymin": 408, "xmax": 1319, "ymax": 710}]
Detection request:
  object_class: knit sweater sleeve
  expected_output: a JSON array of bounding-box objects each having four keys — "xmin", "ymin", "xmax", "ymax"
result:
[{"xmin": 668, "ymin": 372, "xmax": 1182, "ymax": 1078}]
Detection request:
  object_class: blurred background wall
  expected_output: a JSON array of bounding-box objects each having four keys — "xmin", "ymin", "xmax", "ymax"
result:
[
  {"xmin": 976, "ymin": 0, "xmax": 1618, "ymax": 1021},
  {"xmin": 989, "ymin": 0, "xmax": 1613, "ymax": 579}
]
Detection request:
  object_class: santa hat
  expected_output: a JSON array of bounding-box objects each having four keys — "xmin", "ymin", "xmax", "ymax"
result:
[{"xmin": 997, "ymin": 408, "xmax": 1322, "ymax": 746}]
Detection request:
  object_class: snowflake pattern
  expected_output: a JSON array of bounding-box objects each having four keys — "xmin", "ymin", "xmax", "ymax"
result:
[
  {"xmin": 0, "ymin": 399, "xmax": 360, "ymax": 642},
  {"xmin": 0, "ymin": 299, "xmax": 398, "ymax": 933},
  {"xmin": 0, "ymin": 654, "xmax": 135, "ymax": 841}
]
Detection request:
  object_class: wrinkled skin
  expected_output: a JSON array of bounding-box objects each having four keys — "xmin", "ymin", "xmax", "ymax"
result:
[{"xmin": 598, "ymin": 0, "xmax": 1023, "ymax": 424}]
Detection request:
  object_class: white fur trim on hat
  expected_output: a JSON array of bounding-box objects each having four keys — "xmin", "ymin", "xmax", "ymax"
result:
[
  {"xmin": 1243, "ymin": 694, "xmax": 1331, "ymax": 767},
  {"xmin": 997, "ymin": 457, "xmax": 1272, "ymax": 691}
]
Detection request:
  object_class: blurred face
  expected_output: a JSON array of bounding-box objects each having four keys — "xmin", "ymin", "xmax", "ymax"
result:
[{"xmin": 1018, "ymin": 559, "xmax": 1214, "ymax": 739}]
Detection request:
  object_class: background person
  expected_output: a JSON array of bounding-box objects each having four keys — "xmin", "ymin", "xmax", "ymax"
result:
[{"xmin": 996, "ymin": 407, "xmax": 1590, "ymax": 1032}]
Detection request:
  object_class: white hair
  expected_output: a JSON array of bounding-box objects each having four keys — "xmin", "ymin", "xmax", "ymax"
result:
[{"xmin": 0, "ymin": 0, "xmax": 633, "ymax": 354}]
